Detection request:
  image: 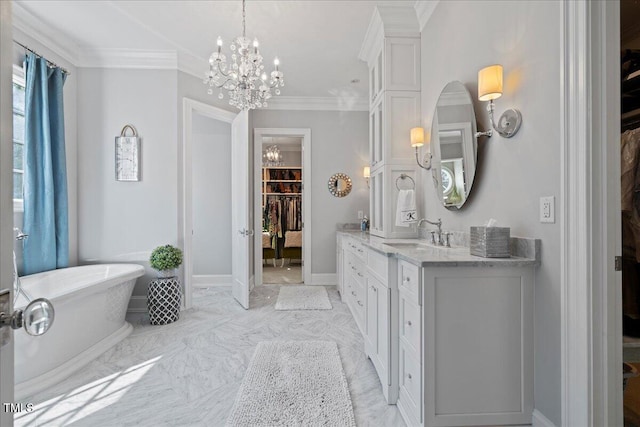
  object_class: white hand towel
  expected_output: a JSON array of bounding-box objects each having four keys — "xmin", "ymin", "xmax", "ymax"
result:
[{"xmin": 396, "ymin": 189, "xmax": 417, "ymax": 227}]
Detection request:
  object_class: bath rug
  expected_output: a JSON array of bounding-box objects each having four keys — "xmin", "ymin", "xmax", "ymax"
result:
[
  {"xmin": 274, "ymin": 285, "xmax": 332, "ymax": 310},
  {"xmin": 226, "ymin": 341, "xmax": 356, "ymax": 427}
]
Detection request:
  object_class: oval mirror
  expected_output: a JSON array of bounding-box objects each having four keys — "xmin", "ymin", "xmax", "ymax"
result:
[
  {"xmin": 22, "ymin": 298, "xmax": 55, "ymax": 336},
  {"xmin": 431, "ymin": 81, "xmax": 478, "ymax": 209},
  {"xmin": 328, "ymin": 173, "xmax": 352, "ymax": 197}
]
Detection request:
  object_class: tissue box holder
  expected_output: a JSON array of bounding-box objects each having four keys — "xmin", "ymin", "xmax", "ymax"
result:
[{"xmin": 470, "ymin": 226, "xmax": 510, "ymax": 258}]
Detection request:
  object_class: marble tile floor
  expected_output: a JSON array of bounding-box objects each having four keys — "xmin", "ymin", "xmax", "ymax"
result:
[
  {"xmin": 262, "ymin": 264, "xmax": 303, "ymax": 284},
  {"xmin": 15, "ymin": 285, "xmax": 405, "ymax": 427}
]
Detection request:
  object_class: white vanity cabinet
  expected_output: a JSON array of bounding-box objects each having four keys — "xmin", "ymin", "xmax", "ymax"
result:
[
  {"xmin": 342, "ymin": 236, "xmax": 368, "ymax": 335},
  {"xmin": 396, "ymin": 262, "xmax": 535, "ymax": 427},
  {"xmin": 364, "ymin": 248, "xmax": 399, "ymax": 404}
]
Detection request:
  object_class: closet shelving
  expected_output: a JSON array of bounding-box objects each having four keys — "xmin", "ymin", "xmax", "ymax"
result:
[{"xmin": 262, "ymin": 166, "xmax": 302, "ymax": 206}]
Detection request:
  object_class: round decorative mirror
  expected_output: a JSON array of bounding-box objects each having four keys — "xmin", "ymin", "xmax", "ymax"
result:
[
  {"xmin": 328, "ymin": 173, "xmax": 352, "ymax": 197},
  {"xmin": 22, "ymin": 298, "xmax": 55, "ymax": 336},
  {"xmin": 431, "ymin": 81, "xmax": 478, "ymax": 209}
]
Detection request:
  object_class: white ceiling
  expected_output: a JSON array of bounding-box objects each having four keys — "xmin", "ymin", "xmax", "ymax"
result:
[{"xmin": 15, "ymin": 0, "xmax": 417, "ymax": 101}]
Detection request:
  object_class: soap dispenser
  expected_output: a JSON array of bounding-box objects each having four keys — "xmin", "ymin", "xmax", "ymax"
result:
[{"xmin": 361, "ymin": 216, "xmax": 369, "ymax": 232}]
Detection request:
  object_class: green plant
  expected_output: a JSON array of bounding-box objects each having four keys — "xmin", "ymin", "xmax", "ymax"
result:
[{"xmin": 150, "ymin": 245, "xmax": 183, "ymax": 271}]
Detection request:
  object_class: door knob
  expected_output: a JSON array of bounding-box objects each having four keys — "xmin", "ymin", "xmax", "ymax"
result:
[{"xmin": 0, "ymin": 290, "xmax": 55, "ymax": 347}]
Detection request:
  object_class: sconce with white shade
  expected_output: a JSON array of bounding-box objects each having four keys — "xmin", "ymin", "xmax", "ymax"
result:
[
  {"xmin": 411, "ymin": 127, "xmax": 432, "ymax": 170},
  {"xmin": 363, "ymin": 166, "xmax": 370, "ymax": 188},
  {"xmin": 477, "ymin": 64, "xmax": 522, "ymax": 138}
]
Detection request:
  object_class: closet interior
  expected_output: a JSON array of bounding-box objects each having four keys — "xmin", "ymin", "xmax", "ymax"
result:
[
  {"xmin": 261, "ymin": 137, "xmax": 303, "ymax": 284},
  {"xmin": 621, "ymin": 2, "xmax": 640, "ymax": 423}
]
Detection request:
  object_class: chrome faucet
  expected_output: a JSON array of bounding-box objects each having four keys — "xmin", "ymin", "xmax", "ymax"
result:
[
  {"xmin": 12, "ymin": 228, "xmax": 32, "ymax": 303},
  {"xmin": 418, "ymin": 218, "xmax": 449, "ymax": 246}
]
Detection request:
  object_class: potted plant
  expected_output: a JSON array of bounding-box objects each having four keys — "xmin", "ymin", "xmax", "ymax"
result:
[{"xmin": 147, "ymin": 244, "xmax": 183, "ymax": 325}]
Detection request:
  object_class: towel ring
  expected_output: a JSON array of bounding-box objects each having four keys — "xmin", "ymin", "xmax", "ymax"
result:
[{"xmin": 395, "ymin": 174, "xmax": 415, "ymax": 191}]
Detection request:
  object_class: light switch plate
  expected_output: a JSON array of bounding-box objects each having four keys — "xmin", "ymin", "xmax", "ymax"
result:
[
  {"xmin": 358, "ymin": 210, "xmax": 364, "ymax": 220},
  {"xmin": 540, "ymin": 196, "xmax": 555, "ymax": 223}
]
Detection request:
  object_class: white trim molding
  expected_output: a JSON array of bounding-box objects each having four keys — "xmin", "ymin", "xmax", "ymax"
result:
[
  {"xmin": 127, "ymin": 295, "xmax": 148, "ymax": 313},
  {"xmin": 78, "ymin": 48, "xmax": 177, "ymax": 69},
  {"xmin": 560, "ymin": 1, "xmax": 622, "ymax": 426},
  {"xmin": 414, "ymin": 0, "xmax": 439, "ymax": 32},
  {"xmin": 254, "ymin": 128, "xmax": 312, "ymax": 288},
  {"xmin": 193, "ymin": 275, "xmax": 232, "ymax": 287},
  {"xmin": 267, "ymin": 96, "xmax": 368, "ymax": 112},
  {"xmin": 311, "ymin": 274, "xmax": 337, "ymax": 286},
  {"xmin": 12, "ymin": 1, "xmax": 81, "ymax": 66},
  {"xmin": 532, "ymin": 409, "xmax": 557, "ymax": 427}
]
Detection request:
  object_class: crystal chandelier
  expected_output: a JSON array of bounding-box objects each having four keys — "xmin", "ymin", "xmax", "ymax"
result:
[
  {"xmin": 263, "ymin": 145, "xmax": 283, "ymax": 166},
  {"xmin": 204, "ymin": 0, "xmax": 284, "ymax": 110}
]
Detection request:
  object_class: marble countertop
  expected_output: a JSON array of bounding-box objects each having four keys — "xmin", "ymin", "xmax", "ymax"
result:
[{"xmin": 337, "ymin": 230, "xmax": 540, "ymax": 268}]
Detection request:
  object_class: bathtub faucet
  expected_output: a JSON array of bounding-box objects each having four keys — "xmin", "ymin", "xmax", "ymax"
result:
[
  {"xmin": 14, "ymin": 227, "xmax": 28, "ymax": 241},
  {"xmin": 12, "ymin": 228, "xmax": 32, "ymax": 304}
]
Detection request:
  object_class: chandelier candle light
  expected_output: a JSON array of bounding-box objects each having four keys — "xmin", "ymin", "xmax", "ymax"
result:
[{"xmin": 204, "ymin": 0, "xmax": 284, "ymax": 110}]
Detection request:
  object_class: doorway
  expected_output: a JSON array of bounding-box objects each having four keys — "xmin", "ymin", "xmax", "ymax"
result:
[
  {"xmin": 253, "ymin": 128, "xmax": 311, "ymax": 287},
  {"xmin": 621, "ymin": 2, "xmax": 640, "ymax": 423},
  {"xmin": 181, "ymin": 98, "xmax": 236, "ymax": 309}
]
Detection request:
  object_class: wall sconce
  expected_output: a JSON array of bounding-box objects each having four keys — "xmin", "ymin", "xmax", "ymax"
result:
[
  {"xmin": 477, "ymin": 64, "xmax": 522, "ymax": 138},
  {"xmin": 363, "ymin": 166, "xmax": 370, "ymax": 188},
  {"xmin": 411, "ymin": 127, "xmax": 432, "ymax": 170}
]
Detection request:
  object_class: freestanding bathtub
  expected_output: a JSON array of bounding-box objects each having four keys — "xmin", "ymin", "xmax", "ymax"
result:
[{"xmin": 14, "ymin": 264, "xmax": 145, "ymax": 399}]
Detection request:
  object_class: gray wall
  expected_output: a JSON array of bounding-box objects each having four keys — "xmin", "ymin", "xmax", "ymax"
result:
[
  {"xmin": 251, "ymin": 110, "xmax": 369, "ymax": 274},
  {"xmin": 192, "ymin": 112, "xmax": 231, "ymax": 275},
  {"xmin": 12, "ymin": 28, "xmax": 78, "ymax": 273},
  {"xmin": 77, "ymin": 68, "xmax": 178, "ymax": 295},
  {"xmin": 420, "ymin": 1, "xmax": 561, "ymax": 424}
]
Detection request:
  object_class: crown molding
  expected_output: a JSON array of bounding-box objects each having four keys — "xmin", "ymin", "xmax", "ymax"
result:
[
  {"xmin": 267, "ymin": 96, "xmax": 368, "ymax": 112},
  {"xmin": 78, "ymin": 48, "xmax": 177, "ymax": 69},
  {"xmin": 12, "ymin": 2, "xmax": 80, "ymax": 66},
  {"xmin": 358, "ymin": 7, "xmax": 384, "ymax": 66},
  {"xmin": 358, "ymin": 5, "xmax": 420, "ymax": 67},
  {"xmin": 414, "ymin": 0, "xmax": 439, "ymax": 32}
]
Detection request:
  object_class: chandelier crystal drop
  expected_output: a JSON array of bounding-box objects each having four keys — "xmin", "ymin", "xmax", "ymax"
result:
[
  {"xmin": 263, "ymin": 145, "xmax": 283, "ymax": 167},
  {"xmin": 203, "ymin": 0, "xmax": 284, "ymax": 110}
]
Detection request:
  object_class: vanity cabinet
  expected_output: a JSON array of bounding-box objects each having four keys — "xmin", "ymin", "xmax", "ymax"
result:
[{"xmin": 396, "ymin": 263, "xmax": 535, "ymax": 427}]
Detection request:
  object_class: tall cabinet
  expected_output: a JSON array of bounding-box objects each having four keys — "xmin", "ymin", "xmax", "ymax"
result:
[{"xmin": 365, "ymin": 31, "xmax": 422, "ymax": 238}]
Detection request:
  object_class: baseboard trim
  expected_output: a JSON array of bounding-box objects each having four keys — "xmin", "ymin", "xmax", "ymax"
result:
[
  {"xmin": 193, "ymin": 274, "xmax": 232, "ymax": 287},
  {"xmin": 532, "ymin": 409, "xmax": 557, "ymax": 427},
  {"xmin": 311, "ymin": 273, "xmax": 337, "ymax": 285},
  {"xmin": 127, "ymin": 295, "xmax": 147, "ymax": 313}
]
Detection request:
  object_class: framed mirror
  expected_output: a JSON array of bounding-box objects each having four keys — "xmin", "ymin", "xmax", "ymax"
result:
[
  {"xmin": 431, "ymin": 81, "xmax": 478, "ymax": 209},
  {"xmin": 328, "ymin": 173, "xmax": 352, "ymax": 197}
]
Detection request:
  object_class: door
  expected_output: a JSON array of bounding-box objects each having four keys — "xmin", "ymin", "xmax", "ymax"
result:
[
  {"xmin": 1, "ymin": 2, "xmax": 14, "ymax": 425},
  {"xmin": 231, "ymin": 110, "xmax": 251, "ymax": 309}
]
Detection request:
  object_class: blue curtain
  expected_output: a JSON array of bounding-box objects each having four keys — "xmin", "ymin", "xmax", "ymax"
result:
[{"xmin": 22, "ymin": 53, "xmax": 69, "ymax": 275}]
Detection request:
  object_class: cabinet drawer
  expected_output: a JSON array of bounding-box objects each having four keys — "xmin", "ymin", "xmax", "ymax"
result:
[
  {"xmin": 345, "ymin": 238, "xmax": 367, "ymax": 262},
  {"xmin": 399, "ymin": 293, "xmax": 421, "ymax": 354},
  {"xmin": 399, "ymin": 343, "xmax": 422, "ymax": 422},
  {"xmin": 398, "ymin": 260, "xmax": 420, "ymax": 298},
  {"xmin": 367, "ymin": 249, "xmax": 388, "ymax": 284}
]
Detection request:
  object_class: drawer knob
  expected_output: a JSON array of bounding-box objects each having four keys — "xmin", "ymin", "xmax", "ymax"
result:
[
  {"xmin": 357, "ymin": 300, "xmax": 363, "ymax": 307},
  {"xmin": 371, "ymin": 286, "xmax": 377, "ymax": 292},
  {"xmin": 407, "ymin": 373, "xmax": 412, "ymax": 380},
  {"xmin": 404, "ymin": 277, "xmax": 410, "ymax": 282},
  {"xmin": 351, "ymin": 291, "xmax": 356, "ymax": 296},
  {"xmin": 407, "ymin": 320, "xmax": 412, "ymax": 326},
  {"xmin": 357, "ymin": 249, "xmax": 363, "ymax": 253},
  {"xmin": 351, "ymin": 266, "xmax": 356, "ymax": 270},
  {"xmin": 357, "ymin": 272, "xmax": 363, "ymax": 277}
]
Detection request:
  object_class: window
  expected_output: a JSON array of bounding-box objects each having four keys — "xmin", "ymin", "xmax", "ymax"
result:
[{"xmin": 13, "ymin": 65, "xmax": 25, "ymax": 212}]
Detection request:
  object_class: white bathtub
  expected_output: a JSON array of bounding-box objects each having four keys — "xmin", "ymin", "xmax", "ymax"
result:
[{"xmin": 14, "ymin": 264, "xmax": 145, "ymax": 399}]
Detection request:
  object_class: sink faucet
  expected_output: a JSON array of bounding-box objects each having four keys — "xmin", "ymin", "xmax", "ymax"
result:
[{"xmin": 418, "ymin": 218, "xmax": 448, "ymax": 246}]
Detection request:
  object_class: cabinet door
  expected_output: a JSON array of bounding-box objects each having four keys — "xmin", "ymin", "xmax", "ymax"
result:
[
  {"xmin": 370, "ymin": 97, "xmax": 384, "ymax": 169},
  {"xmin": 366, "ymin": 280, "xmax": 379, "ymax": 352},
  {"xmin": 336, "ymin": 241, "xmax": 343, "ymax": 297},
  {"xmin": 376, "ymin": 280, "xmax": 390, "ymax": 379},
  {"xmin": 370, "ymin": 167, "xmax": 384, "ymax": 236}
]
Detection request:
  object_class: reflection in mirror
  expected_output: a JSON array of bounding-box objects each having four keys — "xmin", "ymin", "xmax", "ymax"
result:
[
  {"xmin": 23, "ymin": 298, "xmax": 55, "ymax": 336},
  {"xmin": 431, "ymin": 81, "xmax": 478, "ymax": 209},
  {"xmin": 328, "ymin": 173, "xmax": 352, "ymax": 198}
]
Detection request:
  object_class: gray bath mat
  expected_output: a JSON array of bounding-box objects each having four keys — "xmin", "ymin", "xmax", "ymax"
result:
[
  {"xmin": 226, "ymin": 341, "xmax": 356, "ymax": 426},
  {"xmin": 274, "ymin": 285, "xmax": 333, "ymax": 310}
]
